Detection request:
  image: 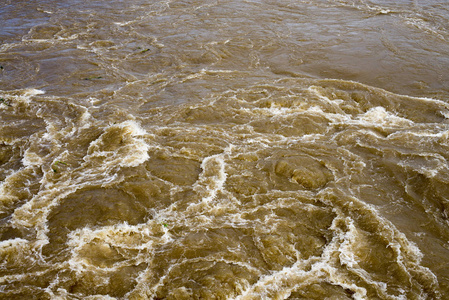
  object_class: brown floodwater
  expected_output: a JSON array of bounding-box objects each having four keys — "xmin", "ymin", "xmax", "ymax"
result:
[{"xmin": 1, "ymin": 0, "xmax": 449, "ymax": 299}]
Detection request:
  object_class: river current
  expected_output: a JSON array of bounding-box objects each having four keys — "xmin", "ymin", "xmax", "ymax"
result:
[{"xmin": 1, "ymin": 0, "xmax": 449, "ymax": 299}]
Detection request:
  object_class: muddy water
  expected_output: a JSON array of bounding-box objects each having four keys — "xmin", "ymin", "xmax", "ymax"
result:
[{"xmin": 1, "ymin": 0, "xmax": 449, "ymax": 299}]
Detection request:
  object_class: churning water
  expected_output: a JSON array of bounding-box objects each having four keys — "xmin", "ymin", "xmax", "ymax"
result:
[{"xmin": 1, "ymin": 0, "xmax": 449, "ymax": 299}]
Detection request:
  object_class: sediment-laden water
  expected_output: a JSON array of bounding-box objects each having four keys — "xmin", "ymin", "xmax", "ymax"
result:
[{"xmin": 1, "ymin": 0, "xmax": 449, "ymax": 299}]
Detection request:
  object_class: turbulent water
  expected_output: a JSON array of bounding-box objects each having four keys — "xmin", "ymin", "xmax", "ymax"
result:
[{"xmin": 1, "ymin": 0, "xmax": 449, "ymax": 299}]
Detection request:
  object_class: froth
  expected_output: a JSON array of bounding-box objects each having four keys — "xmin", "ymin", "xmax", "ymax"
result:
[
  {"xmin": 193, "ymin": 151, "xmax": 229, "ymax": 203},
  {"xmin": 0, "ymin": 88, "xmax": 45, "ymax": 106},
  {"xmin": 1, "ymin": 77, "xmax": 448, "ymax": 298},
  {"xmin": 85, "ymin": 120, "xmax": 149, "ymax": 168},
  {"xmin": 358, "ymin": 107, "xmax": 413, "ymax": 127}
]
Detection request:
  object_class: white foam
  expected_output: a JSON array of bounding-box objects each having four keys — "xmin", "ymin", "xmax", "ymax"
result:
[
  {"xmin": 114, "ymin": 21, "xmax": 135, "ymax": 26},
  {"xmin": 193, "ymin": 149, "xmax": 230, "ymax": 204},
  {"xmin": 397, "ymin": 153, "xmax": 446, "ymax": 178},
  {"xmin": 85, "ymin": 120, "xmax": 150, "ymax": 168},
  {"xmin": 403, "ymin": 16, "xmax": 447, "ymax": 41},
  {"xmin": 0, "ymin": 88, "xmax": 45, "ymax": 107},
  {"xmin": 23, "ymin": 88, "xmax": 45, "ymax": 96},
  {"xmin": 358, "ymin": 107, "xmax": 413, "ymax": 127},
  {"xmin": 66, "ymin": 223, "xmax": 156, "ymax": 274},
  {"xmin": 22, "ymin": 149, "xmax": 45, "ymax": 166},
  {"xmin": 0, "ymin": 237, "xmax": 29, "ymax": 249}
]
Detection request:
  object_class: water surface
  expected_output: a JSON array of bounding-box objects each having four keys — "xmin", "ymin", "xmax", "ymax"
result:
[{"xmin": 1, "ymin": 0, "xmax": 449, "ymax": 299}]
